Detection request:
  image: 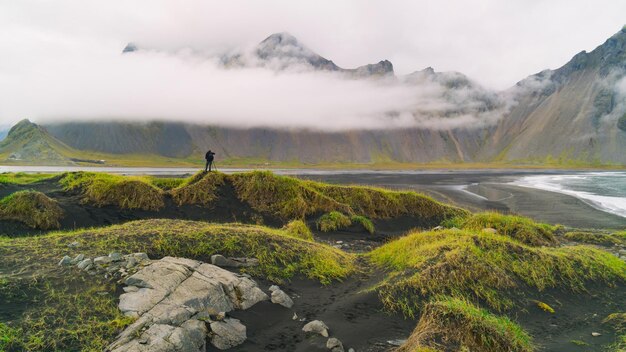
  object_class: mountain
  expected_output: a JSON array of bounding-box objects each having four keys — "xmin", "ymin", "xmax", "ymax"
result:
[
  {"xmin": 3, "ymin": 28, "xmax": 626, "ymax": 166},
  {"xmin": 483, "ymin": 26, "xmax": 626, "ymax": 164},
  {"xmin": 0, "ymin": 119, "xmax": 79, "ymax": 164}
]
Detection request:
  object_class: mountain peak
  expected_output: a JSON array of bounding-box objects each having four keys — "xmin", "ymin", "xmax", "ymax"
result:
[
  {"xmin": 122, "ymin": 42, "xmax": 138, "ymax": 54},
  {"xmin": 7, "ymin": 119, "xmax": 37, "ymax": 136},
  {"xmin": 255, "ymin": 32, "xmax": 339, "ymax": 71}
]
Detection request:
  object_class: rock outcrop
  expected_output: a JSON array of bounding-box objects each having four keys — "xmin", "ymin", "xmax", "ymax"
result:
[{"xmin": 107, "ymin": 256, "xmax": 268, "ymax": 352}]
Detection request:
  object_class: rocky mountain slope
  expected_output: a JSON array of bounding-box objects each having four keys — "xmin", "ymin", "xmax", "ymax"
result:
[{"xmin": 3, "ymin": 28, "xmax": 626, "ymax": 166}]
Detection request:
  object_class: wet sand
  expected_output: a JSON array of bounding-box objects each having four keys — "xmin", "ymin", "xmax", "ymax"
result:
[{"xmin": 298, "ymin": 170, "xmax": 626, "ymax": 229}]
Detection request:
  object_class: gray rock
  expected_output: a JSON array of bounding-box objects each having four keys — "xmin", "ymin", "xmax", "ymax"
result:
[
  {"xmin": 77, "ymin": 258, "xmax": 93, "ymax": 270},
  {"xmin": 432, "ymin": 225, "xmax": 444, "ymax": 231},
  {"xmin": 126, "ymin": 256, "xmax": 137, "ymax": 268},
  {"xmin": 303, "ymin": 320, "xmax": 329, "ymax": 337},
  {"xmin": 68, "ymin": 241, "xmax": 80, "ymax": 248},
  {"xmin": 58, "ymin": 255, "xmax": 72, "ymax": 266},
  {"xmin": 268, "ymin": 285, "xmax": 280, "ymax": 292},
  {"xmin": 348, "ymin": 349, "xmax": 355, "ymax": 352},
  {"xmin": 109, "ymin": 252, "xmax": 123, "ymax": 261},
  {"xmin": 271, "ymin": 289, "xmax": 294, "ymax": 308},
  {"xmin": 210, "ymin": 317, "xmax": 247, "ymax": 350},
  {"xmin": 327, "ymin": 337, "xmax": 344, "ymax": 352},
  {"xmin": 71, "ymin": 254, "xmax": 85, "ymax": 265},
  {"xmin": 133, "ymin": 252, "xmax": 150, "ymax": 261},
  {"xmin": 94, "ymin": 256, "xmax": 111, "ymax": 266},
  {"xmin": 108, "ymin": 256, "xmax": 267, "ymax": 351}
]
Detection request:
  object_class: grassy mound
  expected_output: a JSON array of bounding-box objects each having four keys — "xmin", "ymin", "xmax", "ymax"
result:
[
  {"xmin": 0, "ymin": 191, "xmax": 64, "ymax": 230},
  {"xmin": 564, "ymin": 231, "xmax": 626, "ymax": 246},
  {"xmin": 0, "ymin": 219, "xmax": 355, "ymax": 351},
  {"xmin": 604, "ymin": 312, "xmax": 626, "ymax": 351},
  {"xmin": 445, "ymin": 212, "xmax": 557, "ymax": 246},
  {"xmin": 397, "ymin": 296, "xmax": 533, "ymax": 352},
  {"xmin": 231, "ymin": 171, "xmax": 468, "ymax": 223},
  {"xmin": 2, "ymin": 219, "xmax": 354, "ymax": 284},
  {"xmin": 146, "ymin": 176, "xmax": 185, "ymax": 191},
  {"xmin": 282, "ymin": 220, "xmax": 314, "ymax": 241},
  {"xmin": 170, "ymin": 172, "xmax": 226, "ymax": 206},
  {"xmin": 60, "ymin": 172, "xmax": 164, "ymax": 211},
  {"xmin": 0, "ymin": 172, "xmax": 55, "ymax": 185},
  {"xmin": 317, "ymin": 211, "xmax": 352, "ymax": 232},
  {"xmin": 369, "ymin": 229, "xmax": 626, "ymax": 317}
]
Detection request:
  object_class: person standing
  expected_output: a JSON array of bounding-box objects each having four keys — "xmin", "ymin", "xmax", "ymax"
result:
[{"xmin": 204, "ymin": 150, "xmax": 215, "ymax": 172}]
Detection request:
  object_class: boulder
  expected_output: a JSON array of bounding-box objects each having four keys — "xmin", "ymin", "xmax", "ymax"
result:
[
  {"xmin": 93, "ymin": 256, "xmax": 111, "ymax": 266},
  {"xmin": 327, "ymin": 337, "xmax": 344, "ymax": 352},
  {"xmin": 58, "ymin": 255, "xmax": 72, "ymax": 266},
  {"xmin": 271, "ymin": 288, "xmax": 294, "ymax": 308},
  {"xmin": 209, "ymin": 317, "xmax": 247, "ymax": 350},
  {"xmin": 77, "ymin": 258, "xmax": 93, "ymax": 270},
  {"xmin": 108, "ymin": 256, "xmax": 267, "ymax": 351},
  {"xmin": 109, "ymin": 252, "xmax": 123, "ymax": 261},
  {"xmin": 71, "ymin": 254, "xmax": 85, "ymax": 265},
  {"xmin": 303, "ymin": 320, "xmax": 329, "ymax": 337}
]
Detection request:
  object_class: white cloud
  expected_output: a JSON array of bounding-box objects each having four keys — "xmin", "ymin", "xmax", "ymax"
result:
[{"xmin": 0, "ymin": 0, "xmax": 624, "ymax": 129}]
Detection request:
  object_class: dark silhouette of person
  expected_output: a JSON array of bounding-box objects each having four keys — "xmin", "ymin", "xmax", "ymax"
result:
[{"xmin": 204, "ymin": 150, "xmax": 215, "ymax": 172}]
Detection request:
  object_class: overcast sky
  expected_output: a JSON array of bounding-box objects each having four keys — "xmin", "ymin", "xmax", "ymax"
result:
[{"xmin": 1, "ymin": 0, "xmax": 625, "ymax": 128}]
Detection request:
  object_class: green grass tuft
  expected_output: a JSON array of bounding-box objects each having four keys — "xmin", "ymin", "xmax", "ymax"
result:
[
  {"xmin": 147, "ymin": 177, "xmax": 185, "ymax": 191},
  {"xmin": 170, "ymin": 172, "xmax": 226, "ymax": 206},
  {"xmin": 446, "ymin": 212, "xmax": 557, "ymax": 246},
  {"xmin": 282, "ymin": 220, "xmax": 314, "ymax": 241},
  {"xmin": 0, "ymin": 172, "xmax": 55, "ymax": 185},
  {"xmin": 351, "ymin": 215, "xmax": 375, "ymax": 234},
  {"xmin": 59, "ymin": 172, "xmax": 164, "ymax": 211},
  {"xmin": 369, "ymin": 228, "xmax": 626, "ymax": 317},
  {"xmin": 397, "ymin": 296, "xmax": 533, "ymax": 352},
  {"xmin": 0, "ymin": 190, "xmax": 64, "ymax": 230},
  {"xmin": 317, "ymin": 211, "xmax": 352, "ymax": 232}
]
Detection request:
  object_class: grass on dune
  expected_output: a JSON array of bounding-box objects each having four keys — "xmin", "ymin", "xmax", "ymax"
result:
[
  {"xmin": 0, "ymin": 190, "xmax": 64, "ymax": 230},
  {"xmin": 369, "ymin": 228, "xmax": 626, "ymax": 317},
  {"xmin": 230, "ymin": 171, "xmax": 468, "ymax": 223},
  {"xmin": 604, "ymin": 312, "xmax": 626, "ymax": 351},
  {"xmin": 443, "ymin": 212, "xmax": 557, "ymax": 246},
  {"xmin": 282, "ymin": 219, "xmax": 314, "ymax": 241},
  {"xmin": 0, "ymin": 219, "xmax": 355, "ymax": 351},
  {"xmin": 0, "ymin": 219, "xmax": 355, "ymax": 284},
  {"xmin": 0, "ymin": 172, "xmax": 55, "ymax": 185},
  {"xmin": 351, "ymin": 215, "xmax": 375, "ymax": 234},
  {"xmin": 145, "ymin": 176, "xmax": 186, "ymax": 191},
  {"xmin": 564, "ymin": 231, "xmax": 626, "ymax": 246},
  {"xmin": 169, "ymin": 172, "xmax": 226, "ymax": 206},
  {"xmin": 317, "ymin": 211, "xmax": 352, "ymax": 232},
  {"xmin": 397, "ymin": 296, "xmax": 533, "ymax": 352},
  {"xmin": 59, "ymin": 172, "xmax": 164, "ymax": 211},
  {"xmin": 0, "ymin": 280, "xmax": 133, "ymax": 352}
]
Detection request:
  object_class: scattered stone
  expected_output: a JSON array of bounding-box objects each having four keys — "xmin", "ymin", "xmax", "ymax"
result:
[
  {"xmin": 108, "ymin": 256, "xmax": 267, "ymax": 351},
  {"xmin": 77, "ymin": 258, "xmax": 93, "ymax": 270},
  {"xmin": 327, "ymin": 337, "xmax": 344, "ymax": 352},
  {"xmin": 387, "ymin": 339, "xmax": 407, "ymax": 346},
  {"xmin": 93, "ymin": 256, "xmax": 111, "ymax": 266},
  {"xmin": 336, "ymin": 240, "xmax": 344, "ymax": 244},
  {"xmin": 269, "ymin": 285, "xmax": 280, "ymax": 292},
  {"xmin": 71, "ymin": 254, "xmax": 85, "ymax": 265},
  {"xmin": 303, "ymin": 320, "xmax": 329, "ymax": 337},
  {"xmin": 293, "ymin": 313, "xmax": 298, "ymax": 320},
  {"xmin": 592, "ymin": 332, "xmax": 601, "ymax": 337},
  {"xmin": 68, "ymin": 241, "xmax": 80, "ymax": 248},
  {"xmin": 432, "ymin": 226, "xmax": 444, "ymax": 231},
  {"xmin": 348, "ymin": 348, "xmax": 355, "ymax": 352},
  {"xmin": 271, "ymin": 288, "xmax": 294, "ymax": 308},
  {"xmin": 210, "ymin": 317, "xmax": 247, "ymax": 350},
  {"xmin": 109, "ymin": 252, "xmax": 123, "ymax": 261},
  {"xmin": 482, "ymin": 228, "xmax": 497, "ymax": 234},
  {"xmin": 333, "ymin": 245, "xmax": 343, "ymax": 249},
  {"xmin": 58, "ymin": 255, "xmax": 72, "ymax": 266}
]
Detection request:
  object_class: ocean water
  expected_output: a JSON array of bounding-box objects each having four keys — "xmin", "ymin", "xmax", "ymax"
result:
[{"xmin": 514, "ymin": 172, "xmax": 626, "ymax": 218}]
